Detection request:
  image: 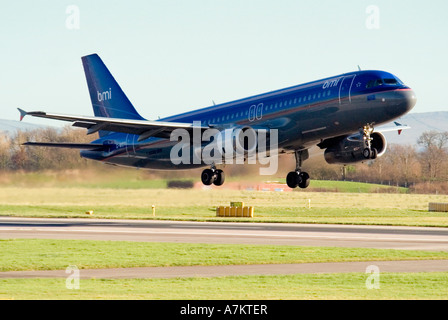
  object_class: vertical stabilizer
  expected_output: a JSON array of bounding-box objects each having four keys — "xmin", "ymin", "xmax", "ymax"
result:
[{"xmin": 82, "ymin": 54, "xmax": 145, "ymax": 136}]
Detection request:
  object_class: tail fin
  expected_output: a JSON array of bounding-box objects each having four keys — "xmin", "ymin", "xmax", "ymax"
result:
[{"xmin": 82, "ymin": 54, "xmax": 145, "ymax": 136}]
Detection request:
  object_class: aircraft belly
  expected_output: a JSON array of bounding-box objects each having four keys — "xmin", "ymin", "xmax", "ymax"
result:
[{"xmin": 103, "ymin": 144, "xmax": 208, "ymax": 170}]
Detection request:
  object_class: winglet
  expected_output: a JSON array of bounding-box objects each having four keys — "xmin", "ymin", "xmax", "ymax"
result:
[{"xmin": 18, "ymin": 108, "xmax": 27, "ymax": 121}]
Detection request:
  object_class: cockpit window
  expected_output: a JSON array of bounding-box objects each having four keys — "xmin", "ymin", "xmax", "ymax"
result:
[
  {"xmin": 366, "ymin": 77, "xmax": 403, "ymax": 89},
  {"xmin": 383, "ymin": 78, "xmax": 398, "ymax": 85},
  {"xmin": 366, "ymin": 78, "xmax": 383, "ymax": 88}
]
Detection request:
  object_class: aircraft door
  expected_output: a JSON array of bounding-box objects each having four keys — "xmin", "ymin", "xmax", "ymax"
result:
[{"xmin": 338, "ymin": 75, "xmax": 356, "ymax": 105}]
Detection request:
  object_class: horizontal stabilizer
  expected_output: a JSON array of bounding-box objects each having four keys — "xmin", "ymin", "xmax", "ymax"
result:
[{"xmin": 23, "ymin": 142, "xmax": 113, "ymax": 151}]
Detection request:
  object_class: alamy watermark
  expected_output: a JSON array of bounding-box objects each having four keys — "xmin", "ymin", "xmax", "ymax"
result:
[
  {"xmin": 365, "ymin": 5, "xmax": 380, "ymax": 30},
  {"xmin": 169, "ymin": 123, "xmax": 278, "ymax": 175},
  {"xmin": 66, "ymin": 5, "xmax": 80, "ymax": 30},
  {"xmin": 365, "ymin": 265, "xmax": 380, "ymax": 289},
  {"xmin": 66, "ymin": 265, "xmax": 80, "ymax": 290}
]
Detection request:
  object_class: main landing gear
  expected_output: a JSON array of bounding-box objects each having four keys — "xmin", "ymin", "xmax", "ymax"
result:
[
  {"xmin": 361, "ymin": 124, "xmax": 378, "ymax": 160},
  {"xmin": 201, "ymin": 166, "xmax": 225, "ymax": 186},
  {"xmin": 286, "ymin": 149, "xmax": 310, "ymax": 189}
]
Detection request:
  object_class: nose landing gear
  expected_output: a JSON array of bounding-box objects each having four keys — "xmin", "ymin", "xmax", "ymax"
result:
[{"xmin": 362, "ymin": 124, "xmax": 378, "ymax": 160}]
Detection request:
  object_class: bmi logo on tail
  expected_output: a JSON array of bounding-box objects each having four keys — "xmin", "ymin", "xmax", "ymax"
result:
[{"xmin": 97, "ymin": 88, "xmax": 112, "ymax": 102}]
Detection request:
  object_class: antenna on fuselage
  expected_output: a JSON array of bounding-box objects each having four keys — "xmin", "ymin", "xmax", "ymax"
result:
[{"xmin": 358, "ymin": 65, "xmax": 362, "ymax": 71}]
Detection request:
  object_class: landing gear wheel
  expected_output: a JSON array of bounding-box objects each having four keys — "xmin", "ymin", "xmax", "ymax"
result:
[
  {"xmin": 363, "ymin": 147, "xmax": 378, "ymax": 160},
  {"xmin": 213, "ymin": 169, "xmax": 225, "ymax": 186},
  {"xmin": 286, "ymin": 171, "xmax": 299, "ymax": 188},
  {"xmin": 201, "ymin": 168, "xmax": 225, "ymax": 186},
  {"xmin": 286, "ymin": 171, "xmax": 310, "ymax": 189},
  {"xmin": 363, "ymin": 148, "xmax": 371, "ymax": 159},
  {"xmin": 298, "ymin": 172, "xmax": 310, "ymax": 189},
  {"xmin": 201, "ymin": 169, "xmax": 215, "ymax": 186}
]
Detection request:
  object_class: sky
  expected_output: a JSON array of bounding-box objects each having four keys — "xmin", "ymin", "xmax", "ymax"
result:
[{"xmin": 1, "ymin": 0, "xmax": 447, "ymax": 127}]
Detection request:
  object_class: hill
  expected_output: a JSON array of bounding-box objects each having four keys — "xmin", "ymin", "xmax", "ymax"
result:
[{"xmin": 0, "ymin": 119, "xmax": 50, "ymax": 136}]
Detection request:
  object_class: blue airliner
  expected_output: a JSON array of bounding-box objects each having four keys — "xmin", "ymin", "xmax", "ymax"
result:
[{"xmin": 19, "ymin": 53, "xmax": 416, "ymax": 188}]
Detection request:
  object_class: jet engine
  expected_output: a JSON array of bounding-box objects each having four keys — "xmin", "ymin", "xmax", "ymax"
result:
[
  {"xmin": 195, "ymin": 126, "xmax": 259, "ymax": 163},
  {"xmin": 323, "ymin": 132, "xmax": 387, "ymax": 164},
  {"xmin": 212, "ymin": 126, "xmax": 258, "ymax": 156}
]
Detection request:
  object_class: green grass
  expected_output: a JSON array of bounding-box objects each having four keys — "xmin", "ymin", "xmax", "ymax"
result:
[
  {"xmin": 1, "ymin": 272, "xmax": 448, "ymax": 299},
  {"xmin": 1, "ymin": 239, "xmax": 448, "ymax": 272},
  {"xmin": 308, "ymin": 180, "xmax": 408, "ymax": 193},
  {"xmin": 0, "ymin": 170, "xmax": 170, "ymax": 189},
  {"xmin": 1, "ymin": 239, "xmax": 448, "ymax": 300},
  {"xmin": 0, "ymin": 186, "xmax": 447, "ymax": 226},
  {"xmin": 0, "ymin": 170, "xmax": 408, "ymax": 192}
]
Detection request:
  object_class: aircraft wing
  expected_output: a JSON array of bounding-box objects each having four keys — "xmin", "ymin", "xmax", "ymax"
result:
[
  {"xmin": 18, "ymin": 108, "xmax": 210, "ymax": 142},
  {"xmin": 374, "ymin": 121, "xmax": 410, "ymax": 135}
]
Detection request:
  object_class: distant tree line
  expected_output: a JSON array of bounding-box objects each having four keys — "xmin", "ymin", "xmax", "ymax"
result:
[
  {"xmin": 0, "ymin": 126, "xmax": 93, "ymax": 171},
  {"xmin": 0, "ymin": 127, "xmax": 447, "ymax": 193}
]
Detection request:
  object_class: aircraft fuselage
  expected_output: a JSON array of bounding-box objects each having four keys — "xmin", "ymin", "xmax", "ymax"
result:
[{"xmin": 81, "ymin": 70, "xmax": 416, "ymax": 170}]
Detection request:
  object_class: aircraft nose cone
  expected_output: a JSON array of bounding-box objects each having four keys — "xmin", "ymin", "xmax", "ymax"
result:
[
  {"xmin": 397, "ymin": 89, "xmax": 417, "ymax": 114},
  {"xmin": 378, "ymin": 89, "xmax": 417, "ymax": 120}
]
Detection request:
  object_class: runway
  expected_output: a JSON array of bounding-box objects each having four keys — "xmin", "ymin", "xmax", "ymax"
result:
[
  {"xmin": 1, "ymin": 217, "xmax": 448, "ymax": 278},
  {"xmin": 1, "ymin": 217, "xmax": 448, "ymax": 251}
]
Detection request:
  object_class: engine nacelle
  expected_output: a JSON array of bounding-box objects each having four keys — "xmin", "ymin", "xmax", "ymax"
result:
[
  {"xmin": 219, "ymin": 126, "xmax": 258, "ymax": 155},
  {"xmin": 324, "ymin": 132, "xmax": 387, "ymax": 164},
  {"xmin": 194, "ymin": 126, "xmax": 259, "ymax": 163}
]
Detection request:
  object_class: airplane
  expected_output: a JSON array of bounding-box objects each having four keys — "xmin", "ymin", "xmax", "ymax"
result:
[{"xmin": 18, "ymin": 53, "xmax": 416, "ymax": 188}]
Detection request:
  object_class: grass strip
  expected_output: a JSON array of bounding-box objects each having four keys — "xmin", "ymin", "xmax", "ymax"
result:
[
  {"xmin": 1, "ymin": 239, "xmax": 448, "ymax": 272},
  {"xmin": 1, "ymin": 272, "xmax": 448, "ymax": 300}
]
